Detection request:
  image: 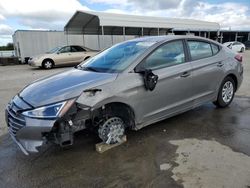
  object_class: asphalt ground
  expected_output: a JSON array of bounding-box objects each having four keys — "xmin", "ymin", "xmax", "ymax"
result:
[{"xmin": 0, "ymin": 51, "xmax": 249, "ymax": 188}]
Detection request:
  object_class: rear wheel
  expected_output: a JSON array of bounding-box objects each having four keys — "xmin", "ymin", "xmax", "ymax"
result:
[
  {"xmin": 213, "ymin": 77, "xmax": 235, "ymax": 108},
  {"xmin": 42, "ymin": 59, "xmax": 53, "ymax": 69}
]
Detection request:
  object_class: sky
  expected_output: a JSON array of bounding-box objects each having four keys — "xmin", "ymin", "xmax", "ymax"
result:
[{"xmin": 0, "ymin": 0, "xmax": 250, "ymax": 46}]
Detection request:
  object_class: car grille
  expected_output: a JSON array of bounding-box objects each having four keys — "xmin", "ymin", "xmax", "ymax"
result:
[{"xmin": 6, "ymin": 101, "xmax": 26, "ymax": 137}]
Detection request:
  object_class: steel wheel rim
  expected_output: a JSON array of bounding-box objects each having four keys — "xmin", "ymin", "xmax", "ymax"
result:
[
  {"xmin": 222, "ymin": 81, "xmax": 234, "ymax": 103},
  {"xmin": 44, "ymin": 61, "xmax": 52, "ymax": 69},
  {"xmin": 99, "ymin": 117, "xmax": 125, "ymax": 144}
]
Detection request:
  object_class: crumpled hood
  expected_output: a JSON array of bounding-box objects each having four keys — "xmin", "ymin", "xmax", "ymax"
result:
[{"xmin": 19, "ymin": 68, "xmax": 117, "ymax": 107}]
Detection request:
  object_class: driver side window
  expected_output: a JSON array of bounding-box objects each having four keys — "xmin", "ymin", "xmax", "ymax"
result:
[
  {"xmin": 59, "ymin": 46, "xmax": 71, "ymax": 53},
  {"xmin": 142, "ymin": 40, "xmax": 185, "ymax": 70}
]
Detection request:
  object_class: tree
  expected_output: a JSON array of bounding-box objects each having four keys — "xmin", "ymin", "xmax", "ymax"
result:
[{"xmin": 0, "ymin": 43, "xmax": 14, "ymax": 51}]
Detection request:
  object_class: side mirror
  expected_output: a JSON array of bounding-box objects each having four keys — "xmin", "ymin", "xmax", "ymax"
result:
[
  {"xmin": 227, "ymin": 44, "xmax": 232, "ymax": 49},
  {"xmin": 136, "ymin": 68, "xmax": 158, "ymax": 91}
]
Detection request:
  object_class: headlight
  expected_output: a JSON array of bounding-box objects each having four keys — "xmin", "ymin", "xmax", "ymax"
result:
[
  {"xmin": 32, "ymin": 55, "xmax": 43, "ymax": 61},
  {"xmin": 22, "ymin": 99, "xmax": 75, "ymax": 119}
]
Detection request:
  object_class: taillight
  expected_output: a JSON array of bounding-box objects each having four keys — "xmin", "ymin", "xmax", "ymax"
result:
[{"xmin": 235, "ymin": 54, "xmax": 243, "ymax": 63}]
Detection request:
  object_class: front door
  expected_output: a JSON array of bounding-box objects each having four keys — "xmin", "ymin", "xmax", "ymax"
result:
[
  {"xmin": 54, "ymin": 46, "xmax": 74, "ymax": 64},
  {"xmin": 133, "ymin": 40, "xmax": 194, "ymax": 125}
]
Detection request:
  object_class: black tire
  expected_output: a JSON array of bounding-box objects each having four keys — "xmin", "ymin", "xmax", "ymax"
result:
[
  {"xmin": 42, "ymin": 59, "xmax": 54, "ymax": 69},
  {"xmin": 213, "ymin": 77, "xmax": 235, "ymax": 108},
  {"xmin": 240, "ymin": 47, "xmax": 244, "ymax": 53}
]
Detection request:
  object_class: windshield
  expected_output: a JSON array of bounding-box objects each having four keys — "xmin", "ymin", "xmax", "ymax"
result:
[
  {"xmin": 78, "ymin": 41, "xmax": 156, "ymax": 73},
  {"xmin": 47, "ymin": 46, "xmax": 61, "ymax": 54}
]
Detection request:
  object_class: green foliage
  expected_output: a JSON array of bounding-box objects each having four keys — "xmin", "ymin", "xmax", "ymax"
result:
[{"xmin": 0, "ymin": 43, "xmax": 14, "ymax": 51}]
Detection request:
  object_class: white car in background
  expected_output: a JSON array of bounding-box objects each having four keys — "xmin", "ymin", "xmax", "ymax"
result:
[
  {"xmin": 223, "ymin": 41, "xmax": 245, "ymax": 53},
  {"xmin": 28, "ymin": 45, "xmax": 98, "ymax": 69}
]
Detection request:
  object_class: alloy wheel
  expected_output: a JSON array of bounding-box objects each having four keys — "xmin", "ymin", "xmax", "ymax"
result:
[
  {"xmin": 222, "ymin": 81, "xmax": 234, "ymax": 103},
  {"xmin": 44, "ymin": 61, "xmax": 53, "ymax": 69}
]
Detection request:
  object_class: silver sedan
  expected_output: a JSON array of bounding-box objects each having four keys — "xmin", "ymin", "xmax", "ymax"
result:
[{"xmin": 6, "ymin": 35, "xmax": 243, "ymax": 155}]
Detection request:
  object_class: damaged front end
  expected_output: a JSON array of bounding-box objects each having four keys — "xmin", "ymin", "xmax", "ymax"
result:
[
  {"xmin": 5, "ymin": 66, "xmax": 126, "ymax": 155},
  {"xmin": 6, "ymin": 95, "xmax": 94, "ymax": 155},
  {"xmin": 5, "ymin": 95, "xmax": 58, "ymax": 155},
  {"xmin": 43, "ymin": 102, "xmax": 93, "ymax": 148}
]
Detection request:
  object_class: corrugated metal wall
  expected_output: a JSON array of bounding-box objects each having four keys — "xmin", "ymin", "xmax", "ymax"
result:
[{"xmin": 13, "ymin": 31, "xmax": 136, "ymax": 62}]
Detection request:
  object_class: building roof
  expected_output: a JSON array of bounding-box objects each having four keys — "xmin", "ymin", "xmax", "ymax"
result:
[
  {"xmin": 64, "ymin": 10, "xmax": 220, "ymax": 35},
  {"xmin": 122, "ymin": 35, "xmax": 218, "ymax": 43},
  {"xmin": 220, "ymin": 30, "xmax": 250, "ymax": 33}
]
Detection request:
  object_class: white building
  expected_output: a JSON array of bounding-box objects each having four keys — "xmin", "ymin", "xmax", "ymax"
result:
[
  {"xmin": 13, "ymin": 11, "xmax": 220, "ymax": 62},
  {"xmin": 12, "ymin": 30, "xmax": 136, "ymax": 62}
]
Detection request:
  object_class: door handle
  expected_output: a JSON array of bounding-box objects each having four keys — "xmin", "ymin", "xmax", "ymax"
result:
[
  {"xmin": 217, "ymin": 62, "xmax": 224, "ymax": 67},
  {"xmin": 180, "ymin": 71, "xmax": 191, "ymax": 78}
]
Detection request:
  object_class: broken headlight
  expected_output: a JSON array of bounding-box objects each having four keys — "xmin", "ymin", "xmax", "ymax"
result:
[{"xmin": 22, "ymin": 99, "xmax": 75, "ymax": 119}]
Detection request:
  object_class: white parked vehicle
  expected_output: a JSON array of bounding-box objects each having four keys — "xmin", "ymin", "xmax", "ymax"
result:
[{"xmin": 223, "ymin": 41, "xmax": 245, "ymax": 53}]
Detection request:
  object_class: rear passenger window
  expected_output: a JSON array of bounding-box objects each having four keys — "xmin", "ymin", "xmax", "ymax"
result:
[
  {"xmin": 211, "ymin": 43, "xmax": 220, "ymax": 55},
  {"xmin": 71, "ymin": 46, "xmax": 78, "ymax": 52},
  {"xmin": 188, "ymin": 41, "xmax": 213, "ymax": 61},
  {"xmin": 233, "ymin": 42, "xmax": 241, "ymax": 45},
  {"xmin": 142, "ymin": 40, "xmax": 185, "ymax": 70},
  {"xmin": 74, "ymin": 46, "xmax": 86, "ymax": 52}
]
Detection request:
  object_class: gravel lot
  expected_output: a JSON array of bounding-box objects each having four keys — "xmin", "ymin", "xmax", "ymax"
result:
[{"xmin": 0, "ymin": 51, "xmax": 250, "ymax": 188}]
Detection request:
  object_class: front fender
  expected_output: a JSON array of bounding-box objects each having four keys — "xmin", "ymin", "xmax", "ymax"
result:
[{"xmin": 76, "ymin": 87, "xmax": 133, "ymax": 110}]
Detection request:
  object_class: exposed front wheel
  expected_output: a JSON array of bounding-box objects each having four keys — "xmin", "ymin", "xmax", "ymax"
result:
[
  {"xmin": 42, "ymin": 60, "xmax": 53, "ymax": 69},
  {"xmin": 98, "ymin": 117, "xmax": 125, "ymax": 144},
  {"xmin": 213, "ymin": 77, "xmax": 235, "ymax": 108},
  {"xmin": 240, "ymin": 47, "xmax": 244, "ymax": 53}
]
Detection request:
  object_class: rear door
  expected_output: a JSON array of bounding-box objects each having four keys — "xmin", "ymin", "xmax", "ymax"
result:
[
  {"xmin": 54, "ymin": 46, "xmax": 73, "ymax": 64},
  {"xmin": 70, "ymin": 46, "xmax": 87, "ymax": 63},
  {"xmin": 186, "ymin": 40, "xmax": 224, "ymax": 106}
]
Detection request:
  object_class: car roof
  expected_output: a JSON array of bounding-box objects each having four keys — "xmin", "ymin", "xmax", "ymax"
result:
[
  {"xmin": 224, "ymin": 41, "xmax": 243, "ymax": 44},
  {"xmin": 127, "ymin": 35, "xmax": 220, "ymax": 44}
]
